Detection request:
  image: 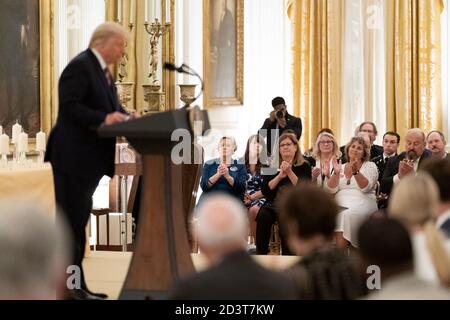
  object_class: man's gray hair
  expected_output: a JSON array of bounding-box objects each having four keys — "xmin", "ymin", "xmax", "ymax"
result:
[
  {"xmin": 0, "ymin": 199, "xmax": 70, "ymax": 299},
  {"xmin": 89, "ymin": 22, "xmax": 129, "ymax": 49},
  {"xmin": 195, "ymin": 194, "xmax": 248, "ymax": 249}
]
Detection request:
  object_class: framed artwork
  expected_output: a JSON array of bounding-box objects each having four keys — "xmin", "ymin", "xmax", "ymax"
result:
[
  {"xmin": 0, "ymin": 0, "xmax": 54, "ymax": 138},
  {"xmin": 203, "ymin": 0, "xmax": 243, "ymax": 107}
]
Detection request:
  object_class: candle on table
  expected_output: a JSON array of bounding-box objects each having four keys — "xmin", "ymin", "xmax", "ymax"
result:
[
  {"xmin": 18, "ymin": 132, "xmax": 28, "ymax": 153},
  {"xmin": 12, "ymin": 122, "xmax": 22, "ymax": 144},
  {"xmin": 36, "ymin": 131, "xmax": 46, "ymax": 152},
  {"xmin": 0, "ymin": 134, "xmax": 9, "ymax": 155}
]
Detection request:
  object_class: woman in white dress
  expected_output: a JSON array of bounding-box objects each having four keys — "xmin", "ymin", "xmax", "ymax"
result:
[
  {"xmin": 325, "ymin": 136, "xmax": 378, "ymax": 248},
  {"xmin": 310, "ymin": 132, "xmax": 342, "ymax": 188}
]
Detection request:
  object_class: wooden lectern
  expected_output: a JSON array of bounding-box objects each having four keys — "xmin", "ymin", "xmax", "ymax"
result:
[{"xmin": 98, "ymin": 107, "xmax": 209, "ymax": 299}]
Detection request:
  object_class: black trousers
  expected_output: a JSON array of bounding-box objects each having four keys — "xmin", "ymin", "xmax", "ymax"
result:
[
  {"xmin": 54, "ymin": 170, "xmax": 101, "ymax": 290},
  {"xmin": 255, "ymin": 205, "xmax": 292, "ymax": 255}
]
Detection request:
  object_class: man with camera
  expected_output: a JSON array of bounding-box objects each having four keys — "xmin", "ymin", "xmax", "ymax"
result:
[{"xmin": 259, "ymin": 96, "xmax": 302, "ymax": 155}]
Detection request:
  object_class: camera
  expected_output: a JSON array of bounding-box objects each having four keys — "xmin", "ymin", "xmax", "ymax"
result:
[{"xmin": 276, "ymin": 110, "xmax": 285, "ymax": 119}]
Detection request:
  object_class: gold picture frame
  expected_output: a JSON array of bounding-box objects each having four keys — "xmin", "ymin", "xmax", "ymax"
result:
[
  {"xmin": 0, "ymin": 0, "xmax": 54, "ymax": 143},
  {"xmin": 40, "ymin": 0, "xmax": 56, "ymax": 135},
  {"xmin": 203, "ymin": 0, "xmax": 243, "ymax": 108}
]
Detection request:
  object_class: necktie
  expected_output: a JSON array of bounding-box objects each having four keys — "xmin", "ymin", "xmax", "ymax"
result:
[{"xmin": 104, "ymin": 68, "xmax": 113, "ymax": 86}]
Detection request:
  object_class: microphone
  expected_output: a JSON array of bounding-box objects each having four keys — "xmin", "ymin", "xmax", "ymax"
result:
[{"xmin": 163, "ymin": 62, "xmax": 204, "ymax": 108}]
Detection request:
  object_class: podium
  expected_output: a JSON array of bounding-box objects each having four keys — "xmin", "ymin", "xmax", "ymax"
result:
[{"xmin": 98, "ymin": 107, "xmax": 209, "ymax": 299}]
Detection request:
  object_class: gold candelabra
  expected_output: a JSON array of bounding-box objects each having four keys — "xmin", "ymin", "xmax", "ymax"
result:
[
  {"xmin": 116, "ymin": 22, "xmax": 135, "ymax": 112},
  {"xmin": 142, "ymin": 18, "xmax": 171, "ymax": 113}
]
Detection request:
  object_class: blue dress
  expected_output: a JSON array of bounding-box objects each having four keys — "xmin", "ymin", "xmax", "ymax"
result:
[
  {"xmin": 199, "ymin": 158, "xmax": 247, "ymax": 202},
  {"xmin": 245, "ymin": 168, "xmax": 267, "ymax": 208}
]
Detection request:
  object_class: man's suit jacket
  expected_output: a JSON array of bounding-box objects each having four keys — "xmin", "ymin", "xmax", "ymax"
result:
[
  {"xmin": 260, "ymin": 113, "xmax": 302, "ymax": 155},
  {"xmin": 371, "ymin": 153, "xmax": 397, "ymax": 182},
  {"xmin": 170, "ymin": 250, "xmax": 297, "ymax": 300},
  {"xmin": 380, "ymin": 149, "xmax": 432, "ymax": 195},
  {"xmin": 45, "ymin": 49, "xmax": 126, "ymax": 179}
]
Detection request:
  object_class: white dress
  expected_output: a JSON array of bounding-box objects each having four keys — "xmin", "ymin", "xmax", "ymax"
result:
[{"xmin": 325, "ymin": 161, "xmax": 378, "ymax": 247}]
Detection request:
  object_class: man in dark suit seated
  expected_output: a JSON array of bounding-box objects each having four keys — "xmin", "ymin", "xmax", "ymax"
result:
[
  {"xmin": 259, "ymin": 96, "xmax": 302, "ymax": 155},
  {"xmin": 340, "ymin": 121, "xmax": 383, "ymax": 163},
  {"xmin": 45, "ymin": 22, "xmax": 131, "ymax": 300},
  {"xmin": 170, "ymin": 193, "xmax": 296, "ymax": 300},
  {"xmin": 380, "ymin": 128, "xmax": 431, "ymax": 200},
  {"xmin": 371, "ymin": 131, "xmax": 400, "ymax": 182},
  {"xmin": 426, "ymin": 130, "xmax": 450, "ymax": 160},
  {"xmin": 421, "ymin": 159, "xmax": 450, "ymax": 238}
]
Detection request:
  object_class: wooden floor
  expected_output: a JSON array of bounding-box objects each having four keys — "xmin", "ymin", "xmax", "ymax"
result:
[{"xmin": 83, "ymin": 251, "xmax": 300, "ymax": 300}]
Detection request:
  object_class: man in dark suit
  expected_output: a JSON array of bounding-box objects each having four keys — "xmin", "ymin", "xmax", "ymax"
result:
[
  {"xmin": 45, "ymin": 22, "xmax": 130, "ymax": 300},
  {"xmin": 426, "ymin": 130, "xmax": 450, "ymax": 160},
  {"xmin": 421, "ymin": 159, "xmax": 450, "ymax": 238},
  {"xmin": 380, "ymin": 128, "xmax": 431, "ymax": 198},
  {"xmin": 259, "ymin": 96, "xmax": 302, "ymax": 155},
  {"xmin": 371, "ymin": 131, "xmax": 400, "ymax": 182},
  {"xmin": 340, "ymin": 121, "xmax": 383, "ymax": 163},
  {"xmin": 170, "ymin": 193, "xmax": 296, "ymax": 300}
]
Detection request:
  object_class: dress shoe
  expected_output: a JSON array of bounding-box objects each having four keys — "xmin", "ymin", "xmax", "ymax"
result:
[
  {"xmin": 68, "ymin": 289, "xmax": 105, "ymax": 300},
  {"xmin": 82, "ymin": 287, "xmax": 108, "ymax": 299}
]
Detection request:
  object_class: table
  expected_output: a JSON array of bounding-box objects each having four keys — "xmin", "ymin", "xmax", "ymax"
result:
[{"xmin": 0, "ymin": 163, "xmax": 56, "ymax": 216}]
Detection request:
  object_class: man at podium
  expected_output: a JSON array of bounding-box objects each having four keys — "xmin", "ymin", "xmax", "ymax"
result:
[{"xmin": 45, "ymin": 22, "xmax": 131, "ymax": 300}]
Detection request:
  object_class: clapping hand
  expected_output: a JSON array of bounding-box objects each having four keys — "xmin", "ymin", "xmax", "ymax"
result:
[
  {"xmin": 398, "ymin": 159, "xmax": 414, "ymax": 179},
  {"xmin": 331, "ymin": 157, "xmax": 341, "ymax": 176},
  {"xmin": 312, "ymin": 167, "xmax": 321, "ymax": 180},
  {"xmin": 218, "ymin": 163, "xmax": 230, "ymax": 178},
  {"xmin": 280, "ymin": 161, "xmax": 292, "ymax": 178}
]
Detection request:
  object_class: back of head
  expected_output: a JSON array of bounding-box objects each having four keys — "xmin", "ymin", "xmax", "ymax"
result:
[
  {"xmin": 420, "ymin": 158, "xmax": 450, "ymax": 203},
  {"xmin": 89, "ymin": 22, "xmax": 129, "ymax": 49},
  {"xmin": 358, "ymin": 217, "xmax": 413, "ymax": 272},
  {"xmin": 0, "ymin": 199, "xmax": 69, "ymax": 299},
  {"xmin": 271, "ymin": 96, "xmax": 285, "ymax": 108},
  {"xmin": 389, "ymin": 173, "xmax": 439, "ymax": 226},
  {"xmin": 280, "ymin": 184, "xmax": 337, "ymax": 241},
  {"xmin": 195, "ymin": 193, "xmax": 248, "ymax": 255}
]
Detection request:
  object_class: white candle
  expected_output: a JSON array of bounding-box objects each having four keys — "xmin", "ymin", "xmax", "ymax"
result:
[
  {"xmin": 129, "ymin": 0, "xmax": 134, "ymax": 24},
  {"xmin": 0, "ymin": 134, "xmax": 9, "ymax": 155},
  {"xmin": 155, "ymin": 0, "xmax": 159, "ymax": 21},
  {"xmin": 165, "ymin": 0, "xmax": 170, "ymax": 23},
  {"xmin": 36, "ymin": 131, "xmax": 46, "ymax": 151},
  {"xmin": 117, "ymin": 0, "xmax": 122, "ymax": 21},
  {"xmin": 18, "ymin": 132, "xmax": 28, "ymax": 153},
  {"xmin": 12, "ymin": 122, "xmax": 22, "ymax": 144},
  {"xmin": 145, "ymin": 0, "xmax": 148, "ymax": 22}
]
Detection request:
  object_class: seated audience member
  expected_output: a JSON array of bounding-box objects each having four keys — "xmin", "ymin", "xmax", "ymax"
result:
[
  {"xmin": 389, "ymin": 173, "xmax": 450, "ymax": 287},
  {"xmin": 280, "ymin": 185, "xmax": 367, "ymax": 299},
  {"xmin": 371, "ymin": 131, "xmax": 400, "ymax": 182},
  {"xmin": 380, "ymin": 128, "xmax": 432, "ymax": 198},
  {"xmin": 199, "ymin": 136, "xmax": 247, "ymax": 202},
  {"xmin": 304, "ymin": 128, "xmax": 335, "ymax": 159},
  {"xmin": 426, "ymin": 130, "xmax": 450, "ymax": 160},
  {"xmin": 309, "ymin": 132, "xmax": 342, "ymax": 188},
  {"xmin": 325, "ymin": 136, "xmax": 378, "ymax": 248},
  {"xmin": 256, "ymin": 132, "xmax": 312, "ymax": 255},
  {"xmin": 358, "ymin": 217, "xmax": 450, "ymax": 300},
  {"xmin": 242, "ymin": 134, "xmax": 269, "ymax": 244},
  {"xmin": 170, "ymin": 194, "xmax": 297, "ymax": 300},
  {"xmin": 340, "ymin": 122, "xmax": 383, "ymax": 163},
  {"xmin": 0, "ymin": 200, "xmax": 69, "ymax": 299},
  {"xmin": 421, "ymin": 159, "xmax": 450, "ymax": 238},
  {"xmin": 259, "ymin": 96, "xmax": 302, "ymax": 155}
]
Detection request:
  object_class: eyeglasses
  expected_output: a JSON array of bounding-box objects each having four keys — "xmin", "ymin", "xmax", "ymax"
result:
[
  {"xmin": 280, "ymin": 143, "xmax": 294, "ymax": 148},
  {"xmin": 319, "ymin": 141, "xmax": 333, "ymax": 145}
]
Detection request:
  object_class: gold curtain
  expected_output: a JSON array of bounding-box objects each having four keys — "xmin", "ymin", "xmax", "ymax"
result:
[
  {"xmin": 105, "ymin": 0, "xmax": 175, "ymax": 112},
  {"xmin": 287, "ymin": 0, "xmax": 344, "ymax": 151},
  {"xmin": 386, "ymin": 0, "xmax": 443, "ymax": 139}
]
